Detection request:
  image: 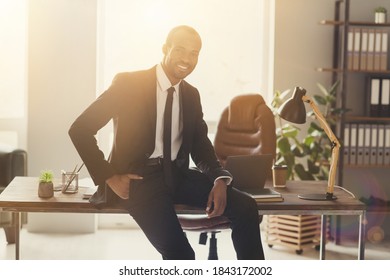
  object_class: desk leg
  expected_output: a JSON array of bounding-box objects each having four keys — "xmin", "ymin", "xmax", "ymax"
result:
[
  {"xmin": 358, "ymin": 211, "xmax": 366, "ymax": 260},
  {"xmin": 12, "ymin": 212, "xmax": 20, "ymax": 260},
  {"xmin": 319, "ymin": 215, "xmax": 326, "ymax": 260}
]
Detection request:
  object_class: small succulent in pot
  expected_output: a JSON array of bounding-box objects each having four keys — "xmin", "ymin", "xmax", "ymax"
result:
[
  {"xmin": 38, "ymin": 170, "xmax": 54, "ymax": 198},
  {"xmin": 374, "ymin": 7, "xmax": 387, "ymax": 23},
  {"xmin": 374, "ymin": 7, "xmax": 387, "ymax": 13}
]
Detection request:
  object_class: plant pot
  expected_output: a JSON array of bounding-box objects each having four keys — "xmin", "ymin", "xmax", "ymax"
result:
[
  {"xmin": 375, "ymin": 12, "xmax": 387, "ymax": 23},
  {"xmin": 38, "ymin": 182, "xmax": 54, "ymax": 198}
]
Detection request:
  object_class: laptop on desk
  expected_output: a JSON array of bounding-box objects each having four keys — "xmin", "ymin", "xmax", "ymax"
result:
[{"xmin": 225, "ymin": 154, "xmax": 281, "ymax": 199}]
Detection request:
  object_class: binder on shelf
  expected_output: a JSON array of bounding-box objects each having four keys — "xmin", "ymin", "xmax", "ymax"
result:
[
  {"xmin": 347, "ymin": 29, "xmax": 354, "ymax": 70},
  {"xmin": 377, "ymin": 124, "xmax": 385, "ymax": 165},
  {"xmin": 349, "ymin": 123, "xmax": 357, "ymax": 165},
  {"xmin": 369, "ymin": 78, "xmax": 381, "ymax": 117},
  {"xmin": 366, "ymin": 29, "xmax": 375, "ymax": 71},
  {"xmin": 370, "ymin": 124, "xmax": 378, "ymax": 165},
  {"xmin": 380, "ymin": 78, "xmax": 390, "ymax": 117},
  {"xmin": 352, "ymin": 28, "xmax": 361, "ymax": 71},
  {"xmin": 363, "ymin": 124, "xmax": 371, "ymax": 165},
  {"xmin": 357, "ymin": 124, "xmax": 365, "ymax": 165},
  {"xmin": 360, "ymin": 29, "xmax": 368, "ymax": 71},
  {"xmin": 374, "ymin": 29, "xmax": 382, "ymax": 70},
  {"xmin": 380, "ymin": 30, "xmax": 388, "ymax": 71},
  {"xmin": 385, "ymin": 125, "xmax": 390, "ymax": 165},
  {"xmin": 343, "ymin": 124, "xmax": 350, "ymax": 165}
]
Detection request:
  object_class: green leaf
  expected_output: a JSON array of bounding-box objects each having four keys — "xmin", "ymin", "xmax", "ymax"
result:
[
  {"xmin": 317, "ymin": 83, "xmax": 329, "ymax": 97},
  {"xmin": 291, "ymin": 145, "xmax": 305, "ymax": 157},
  {"xmin": 39, "ymin": 170, "xmax": 54, "ymax": 183},
  {"xmin": 313, "ymin": 95, "xmax": 327, "ymax": 105},
  {"xmin": 294, "ymin": 164, "xmax": 316, "ymax": 180},
  {"xmin": 328, "ymin": 80, "xmax": 340, "ymax": 95},
  {"xmin": 307, "ymin": 159, "xmax": 320, "ymax": 174},
  {"xmin": 277, "ymin": 137, "xmax": 291, "ymax": 153},
  {"xmin": 303, "ymin": 135, "xmax": 315, "ymax": 146},
  {"xmin": 280, "ymin": 127, "xmax": 299, "ymax": 138}
]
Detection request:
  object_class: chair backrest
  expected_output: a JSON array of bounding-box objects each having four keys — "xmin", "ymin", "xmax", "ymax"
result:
[{"xmin": 214, "ymin": 94, "xmax": 276, "ymax": 177}]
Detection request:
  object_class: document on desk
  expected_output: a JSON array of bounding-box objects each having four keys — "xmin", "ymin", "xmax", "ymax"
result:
[
  {"xmin": 82, "ymin": 186, "xmax": 97, "ymax": 199},
  {"xmin": 78, "ymin": 178, "xmax": 97, "ymax": 199},
  {"xmin": 243, "ymin": 188, "xmax": 284, "ymax": 202}
]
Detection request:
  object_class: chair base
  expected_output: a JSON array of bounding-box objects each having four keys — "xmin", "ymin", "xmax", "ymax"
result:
[{"xmin": 199, "ymin": 231, "xmax": 219, "ymax": 260}]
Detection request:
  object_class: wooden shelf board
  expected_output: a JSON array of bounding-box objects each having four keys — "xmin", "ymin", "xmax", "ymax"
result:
[
  {"xmin": 344, "ymin": 164, "xmax": 390, "ymax": 168},
  {"xmin": 320, "ymin": 20, "xmax": 390, "ymax": 27},
  {"xmin": 316, "ymin": 67, "xmax": 390, "ymax": 74},
  {"xmin": 345, "ymin": 116, "xmax": 390, "ymax": 122}
]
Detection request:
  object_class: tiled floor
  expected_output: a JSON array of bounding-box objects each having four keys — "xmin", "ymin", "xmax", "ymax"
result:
[{"xmin": 1, "ymin": 224, "xmax": 390, "ymax": 260}]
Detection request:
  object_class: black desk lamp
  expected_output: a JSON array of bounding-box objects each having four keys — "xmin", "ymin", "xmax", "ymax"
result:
[{"xmin": 277, "ymin": 86, "xmax": 339, "ymax": 200}]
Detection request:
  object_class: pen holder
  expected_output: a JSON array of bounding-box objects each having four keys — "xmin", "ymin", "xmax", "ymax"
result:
[{"xmin": 61, "ymin": 170, "xmax": 79, "ymax": 194}]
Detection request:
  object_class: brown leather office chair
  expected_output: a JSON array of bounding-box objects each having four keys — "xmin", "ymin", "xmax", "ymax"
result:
[
  {"xmin": 177, "ymin": 94, "xmax": 276, "ymax": 259},
  {"xmin": 0, "ymin": 144, "xmax": 28, "ymax": 244}
]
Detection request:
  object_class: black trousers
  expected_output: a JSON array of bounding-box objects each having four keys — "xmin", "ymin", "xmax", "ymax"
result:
[{"xmin": 125, "ymin": 163, "xmax": 265, "ymax": 260}]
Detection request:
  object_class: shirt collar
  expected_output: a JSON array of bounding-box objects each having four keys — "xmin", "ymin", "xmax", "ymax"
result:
[{"xmin": 156, "ymin": 63, "xmax": 180, "ymax": 93}]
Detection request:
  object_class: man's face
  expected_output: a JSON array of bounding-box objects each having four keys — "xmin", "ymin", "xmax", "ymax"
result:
[{"xmin": 162, "ymin": 30, "xmax": 202, "ymax": 85}]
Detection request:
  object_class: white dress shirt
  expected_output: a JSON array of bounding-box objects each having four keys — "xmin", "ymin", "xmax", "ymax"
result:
[{"xmin": 150, "ymin": 64, "xmax": 182, "ymax": 160}]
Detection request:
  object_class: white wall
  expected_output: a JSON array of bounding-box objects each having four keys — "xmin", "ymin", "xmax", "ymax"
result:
[
  {"xmin": 274, "ymin": 0, "xmax": 334, "ymax": 96},
  {"xmin": 26, "ymin": 0, "xmax": 99, "ymax": 232},
  {"xmin": 28, "ymin": 0, "xmax": 97, "ymax": 177},
  {"xmin": 0, "ymin": 0, "xmax": 28, "ymax": 149}
]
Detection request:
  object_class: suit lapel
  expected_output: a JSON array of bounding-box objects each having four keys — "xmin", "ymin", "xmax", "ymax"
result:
[
  {"xmin": 179, "ymin": 82, "xmax": 192, "ymax": 148},
  {"xmin": 139, "ymin": 67, "xmax": 158, "ymax": 155},
  {"xmin": 143, "ymin": 67, "xmax": 157, "ymax": 132}
]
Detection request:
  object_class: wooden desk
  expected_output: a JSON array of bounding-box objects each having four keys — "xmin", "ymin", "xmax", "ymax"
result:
[{"xmin": 0, "ymin": 177, "xmax": 366, "ymax": 260}]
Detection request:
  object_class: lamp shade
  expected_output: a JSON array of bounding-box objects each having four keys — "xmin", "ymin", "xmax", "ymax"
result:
[{"xmin": 277, "ymin": 87, "xmax": 307, "ymax": 124}]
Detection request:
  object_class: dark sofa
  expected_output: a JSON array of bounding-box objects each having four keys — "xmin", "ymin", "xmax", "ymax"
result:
[{"xmin": 0, "ymin": 144, "xmax": 27, "ymax": 243}]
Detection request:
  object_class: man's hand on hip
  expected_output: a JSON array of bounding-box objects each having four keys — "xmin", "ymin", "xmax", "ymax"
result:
[{"xmin": 105, "ymin": 174, "xmax": 143, "ymax": 199}]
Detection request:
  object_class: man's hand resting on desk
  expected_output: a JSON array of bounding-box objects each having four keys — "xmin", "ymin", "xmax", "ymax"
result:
[
  {"xmin": 106, "ymin": 174, "xmax": 143, "ymax": 199},
  {"xmin": 206, "ymin": 178, "xmax": 227, "ymax": 218}
]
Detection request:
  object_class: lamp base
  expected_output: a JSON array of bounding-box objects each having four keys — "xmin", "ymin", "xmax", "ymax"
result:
[{"xmin": 298, "ymin": 193, "xmax": 337, "ymax": 201}]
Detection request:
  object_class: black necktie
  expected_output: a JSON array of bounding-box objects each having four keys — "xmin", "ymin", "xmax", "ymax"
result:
[{"xmin": 163, "ymin": 87, "xmax": 175, "ymax": 188}]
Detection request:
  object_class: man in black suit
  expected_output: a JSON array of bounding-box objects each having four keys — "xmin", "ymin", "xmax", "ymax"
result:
[{"xmin": 69, "ymin": 25, "xmax": 264, "ymax": 260}]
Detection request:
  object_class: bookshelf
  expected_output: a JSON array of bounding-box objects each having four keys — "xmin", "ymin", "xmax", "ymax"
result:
[{"xmin": 320, "ymin": 0, "xmax": 390, "ymax": 242}]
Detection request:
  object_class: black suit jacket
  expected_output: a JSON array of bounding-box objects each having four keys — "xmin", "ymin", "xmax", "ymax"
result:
[{"xmin": 69, "ymin": 66, "xmax": 231, "ymax": 208}]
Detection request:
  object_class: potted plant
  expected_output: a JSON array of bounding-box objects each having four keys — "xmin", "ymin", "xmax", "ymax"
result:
[
  {"xmin": 374, "ymin": 7, "xmax": 387, "ymax": 23},
  {"xmin": 38, "ymin": 170, "xmax": 54, "ymax": 198}
]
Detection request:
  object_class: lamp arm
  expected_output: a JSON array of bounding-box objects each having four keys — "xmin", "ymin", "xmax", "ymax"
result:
[{"xmin": 302, "ymin": 95, "xmax": 341, "ymax": 197}]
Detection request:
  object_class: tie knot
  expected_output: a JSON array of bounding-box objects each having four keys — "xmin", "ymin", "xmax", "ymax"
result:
[{"xmin": 167, "ymin": 87, "xmax": 175, "ymax": 96}]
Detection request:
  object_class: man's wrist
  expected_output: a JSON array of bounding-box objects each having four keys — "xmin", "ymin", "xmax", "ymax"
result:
[{"xmin": 214, "ymin": 176, "xmax": 232, "ymax": 186}]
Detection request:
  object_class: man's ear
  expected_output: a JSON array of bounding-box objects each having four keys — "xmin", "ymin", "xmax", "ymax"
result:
[{"xmin": 162, "ymin": 44, "xmax": 168, "ymax": 55}]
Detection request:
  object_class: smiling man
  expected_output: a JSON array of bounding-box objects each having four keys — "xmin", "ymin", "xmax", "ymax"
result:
[{"xmin": 69, "ymin": 25, "xmax": 264, "ymax": 260}]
